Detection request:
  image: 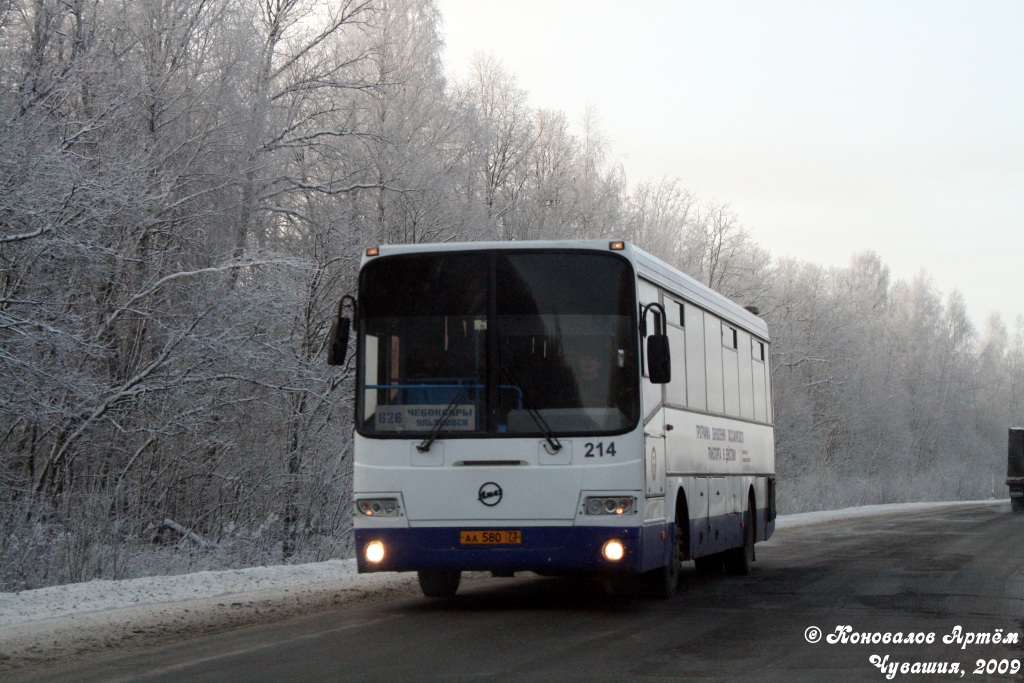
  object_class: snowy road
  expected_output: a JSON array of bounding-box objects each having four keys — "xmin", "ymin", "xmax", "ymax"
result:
[{"xmin": 5, "ymin": 500, "xmax": 1022, "ymax": 682}]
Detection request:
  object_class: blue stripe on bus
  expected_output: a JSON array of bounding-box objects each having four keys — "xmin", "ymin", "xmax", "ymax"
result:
[
  {"xmin": 356, "ymin": 506, "xmax": 774, "ymax": 575},
  {"xmin": 689, "ymin": 508, "xmax": 775, "ymax": 558}
]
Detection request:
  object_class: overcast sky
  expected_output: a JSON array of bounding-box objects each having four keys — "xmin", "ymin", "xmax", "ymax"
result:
[{"xmin": 435, "ymin": 0, "xmax": 1024, "ymax": 333}]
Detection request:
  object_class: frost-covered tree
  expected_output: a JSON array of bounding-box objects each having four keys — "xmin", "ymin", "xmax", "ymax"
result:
[
  {"xmin": 1, "ymin": 0, "xmax": 1017, "ymax": 590},
  {"xmin": 462, "ymin": 53, "xmax": 536, "ymax": 239}
]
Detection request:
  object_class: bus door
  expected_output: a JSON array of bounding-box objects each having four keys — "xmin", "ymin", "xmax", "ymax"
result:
[
  {"xmin": 645, "ymin": 414, "xmax": 666, "ymax": 497},
  {"xmin": 639, "ymin": 280, "xmax": 667, "ymax": 498}
]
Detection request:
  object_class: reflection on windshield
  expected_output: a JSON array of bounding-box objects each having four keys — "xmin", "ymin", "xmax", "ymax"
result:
[
  {"xmin": 361, "ymin": 314, "xmax": 488, "ymax": 434},
  {"xmin": 357, "ymin": 251, "xmax": 639, "ymax": 437},
  {"xmin": 497, "ymin": 316, "xmax": 636, "ymax": 433}
]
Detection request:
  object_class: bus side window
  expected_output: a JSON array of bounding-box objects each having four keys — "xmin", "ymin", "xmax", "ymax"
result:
[
  {"xmin": 661, "ymin": 298, "xmax": 686, "ymax": 405},
  {"xmin": 685, "ymin": 304, "xmax": 706, "ymax": 411},
  {"xmin": 704, "ymin": 313, "xmax": 724, "ymax": 414}
]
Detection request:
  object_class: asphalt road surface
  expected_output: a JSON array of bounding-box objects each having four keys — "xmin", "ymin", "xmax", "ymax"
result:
[{"xmin": 14, "ymin": 502, "xmax": 1024, "ymax": 682}]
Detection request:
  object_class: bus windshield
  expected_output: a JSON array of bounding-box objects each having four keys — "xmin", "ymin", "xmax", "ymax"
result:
[{"xmin": 357, "ymin": 250, "xmax": 640, "ymax": 438}]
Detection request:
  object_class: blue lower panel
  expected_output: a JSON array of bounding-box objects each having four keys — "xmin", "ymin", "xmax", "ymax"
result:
[
  {"xmin": 356, "ymin": 525, "xmax": 650, "ymax": 575},
  {"xmin": 689, "ymin": 507, "xmax": 773, "ymax": 559}
]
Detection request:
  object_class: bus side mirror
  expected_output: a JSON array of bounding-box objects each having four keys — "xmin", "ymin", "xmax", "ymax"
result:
[
  {"xmin": 327, "ymin": 295, "xmax": 356, "ymax": 366},
  {"xmin": 647, "ymin": 334, "xmax": 671, "ymax": 384},
  {"xmin": 327, "ymin": 316, "xmax": 350, "ymax": 366},
  {"xmin": 641, "ymin": 301, "xmax": 671, "ymax": 384}
]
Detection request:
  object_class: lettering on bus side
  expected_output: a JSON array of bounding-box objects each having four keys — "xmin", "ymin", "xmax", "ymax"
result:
[{"xmin": 696, "ymin": 424, "xmax": 744, "ymax": 462}]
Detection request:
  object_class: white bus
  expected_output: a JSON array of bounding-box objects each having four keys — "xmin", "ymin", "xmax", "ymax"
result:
[{"xmin": 328, "ymin": 240, "xmax": 775, "ymax": 598}]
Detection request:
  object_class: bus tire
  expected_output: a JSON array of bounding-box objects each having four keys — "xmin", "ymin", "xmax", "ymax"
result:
[
  {"xmin": 644, "ymin": 522, "xmax": 682, "ymax": 599},
  {"xmin": 725, "ymin": 497, "xmax": 755, "ymax": 576},
  {"xmin": 418, "ymin": 570, "xmax": 461, "ymax": 598},
  {"xmin": 1012, "ymin": 497, "xmax": 1024, "ymax": 513}
]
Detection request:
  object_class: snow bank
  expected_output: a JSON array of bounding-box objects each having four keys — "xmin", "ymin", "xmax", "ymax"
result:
[
  {"xmin": 773, "ymin": 499, "xmax": 1006, "ymax": 530},
  {"xmin": 0, "ymin": 558, "xmax": 419, "ymax": 673},
  {"xmin": 0, "ymin": 500, "xmax": 1007, "ymax": 672}
]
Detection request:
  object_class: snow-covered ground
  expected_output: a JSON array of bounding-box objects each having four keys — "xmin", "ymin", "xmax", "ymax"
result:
[
  {"xmin": 0, "ymin": 500, "xmax": 1007, "ymax": 673},
  {"xmin": 771, "ymin": 499, "xmax": 1008, "ymax": 530}
]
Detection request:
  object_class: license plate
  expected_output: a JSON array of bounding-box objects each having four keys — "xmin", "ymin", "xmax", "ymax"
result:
[
  {"xmin": 1011, "ymin": 491, "xmax": 1023, "ymax": 498},
  {"xmin": 459, "ymin": 530, "xmax": 522, "ymax": 545}
]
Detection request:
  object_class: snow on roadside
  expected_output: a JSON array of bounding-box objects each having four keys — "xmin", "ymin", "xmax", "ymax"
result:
[
  {"xmin": 773, "ymin": 498, "xmax": 1006, "ymax": 531},
  {"xmin": 0, "ymin": 559, "xmax": 420, "ymax": 672},
  {"xmin": 0, "ymin": 500, "xmax": 1008, "ymax": 672}
]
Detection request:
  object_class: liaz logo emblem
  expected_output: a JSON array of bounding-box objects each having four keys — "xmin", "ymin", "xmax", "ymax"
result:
[{"xmin": 478, "ymin": 482, "xmax": 503, "ymax": 506}]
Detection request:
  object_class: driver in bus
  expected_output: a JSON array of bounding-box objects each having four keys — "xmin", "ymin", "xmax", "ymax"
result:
[{"xmin": 574, "ymin": 347, "xmax": 611, "ymax": 407}]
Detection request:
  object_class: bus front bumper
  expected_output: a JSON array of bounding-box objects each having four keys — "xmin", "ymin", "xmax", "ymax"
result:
[{"xmin": 354, "ymin": 525, "xmax": 657, "ymax": 575}]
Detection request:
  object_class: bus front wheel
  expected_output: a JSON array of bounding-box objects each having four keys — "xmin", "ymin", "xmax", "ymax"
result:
[
  {"xmin": 418, "ymin": 570, "xmax": 461, "ymax": 598},
  {"xmin": 725, "ymin": 498, "xmax": 755, "ymax": 576},
  {"xmin": 643, "ymin": 522, "xmax": 682, "ymax": 599}
]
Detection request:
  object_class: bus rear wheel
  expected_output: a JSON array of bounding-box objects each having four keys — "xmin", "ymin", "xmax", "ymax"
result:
[{"xmin": 418, "ymin": 570, "xmax": 461, "ymax": 598}]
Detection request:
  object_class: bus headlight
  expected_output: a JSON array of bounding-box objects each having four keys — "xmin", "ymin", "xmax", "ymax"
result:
[
  {"xmin": 356, "ymin": 498, "xmax": 401, "ymax": 517},
  {"xmin": 602, "ymin": 539, "xmax": 626, "ymax": 562},
  {"xmin": 365, "ymin": 540, "xmax": 386, "ymax": 564},
  {"xmin": 584, "ymin": 496, "xmax": 635, "ymax": 516}
]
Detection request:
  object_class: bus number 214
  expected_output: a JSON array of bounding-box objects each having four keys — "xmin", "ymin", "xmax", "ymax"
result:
[{"xmin": 584, "ymin": 442, "xmax": 616, "ymax": 458}]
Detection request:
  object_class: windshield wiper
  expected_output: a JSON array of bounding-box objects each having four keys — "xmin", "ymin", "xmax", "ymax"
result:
[
  {"xmin": 502, "ymin": 367, "xmax": 562, "ymax": 454},
  {"xmin": 416, "ymin": 382, "xmax": 474, "ymax": 453}
]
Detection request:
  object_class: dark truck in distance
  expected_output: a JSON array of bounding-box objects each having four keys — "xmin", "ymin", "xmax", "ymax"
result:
[{"xmin": 1010, "ymin": 428, "xmax": 1024, "ymax": 513}]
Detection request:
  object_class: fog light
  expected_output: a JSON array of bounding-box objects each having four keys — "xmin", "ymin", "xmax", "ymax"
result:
[
  {"xmin": 602, "ymin": 539, "xmax": 625, "ymax": 562},
  {"xmin": 365, "ymin": 540, "xmax": 386, "ymax": 564}
]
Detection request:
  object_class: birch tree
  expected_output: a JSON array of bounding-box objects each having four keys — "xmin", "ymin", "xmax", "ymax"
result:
[{"xmin": 464, "ymin": 53, "xmax": 537, "ymax": 239}]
